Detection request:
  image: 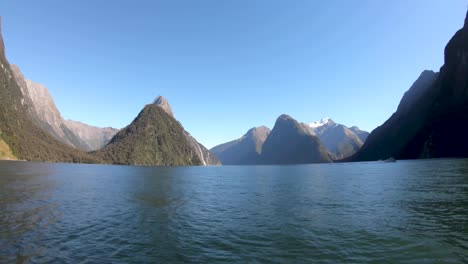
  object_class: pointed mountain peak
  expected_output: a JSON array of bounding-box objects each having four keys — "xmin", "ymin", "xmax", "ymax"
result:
[
  {"xmin": 277, "ymin": 114, "xmax": 294, "ymax": 122},
  {"xmin": 153, "ymin": 95, "xmax": 174, "ymax": 117}
]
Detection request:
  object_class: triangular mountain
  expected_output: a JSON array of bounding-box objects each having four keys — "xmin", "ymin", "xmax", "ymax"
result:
[
  {"xmin": 260, "ymin": 115, "xmax": 332, "ymax": 164},
  {"xmin": 96, "ymin": 97, "xmax": 219, "ymax": 166},
  {"xmin": 210, "ymin": 126, "xmax": 270, "ymax": 165},
  {"xmin": 352, "ymin": 11, "xmax": 468, "ymax": 161},
  {"xmin": 0, "ymin": 17, "xmax": 97, "ymax": 162}
]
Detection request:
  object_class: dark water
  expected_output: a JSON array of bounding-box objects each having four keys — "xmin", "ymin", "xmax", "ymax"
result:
[{"xmin": 0, "ymin": 160, "xmax": 467, "ymax": 263}]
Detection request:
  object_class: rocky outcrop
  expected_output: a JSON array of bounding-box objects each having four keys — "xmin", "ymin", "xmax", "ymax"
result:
[
  {"xmin": 154, "ymin": 96, "xmax": 174, "ymax": 117},
  {"xmin": 211, "ymin": 126, "xmax": 270, "ymax": 165}
]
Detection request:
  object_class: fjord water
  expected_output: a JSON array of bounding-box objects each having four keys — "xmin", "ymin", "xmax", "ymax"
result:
[{"xmin": 0, "ymin": 160, "xmax": 467, "ymax": 263}]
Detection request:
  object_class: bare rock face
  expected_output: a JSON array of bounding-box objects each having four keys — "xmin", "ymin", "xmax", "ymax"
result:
[
  {"xmin": 0, "ymin": 19, "xmax": 97, "ymax": 163},
  {"xmin": 10, "ymin": 64, "xmax": 118, "ymax": 151},
  {"xmin": 64, "ymin": 120, "xmax": 118, "ymax": 151},
  {"xmin": 184, "ymin": 131, "xmax": 221, "ymax": 166},
  {"xmin": 25, "ymin": 80, "xmax": 67, "ymax": 136},
  {"xmin": 154, "ymin": 96, "xmax": 174, "ymax": 117}
]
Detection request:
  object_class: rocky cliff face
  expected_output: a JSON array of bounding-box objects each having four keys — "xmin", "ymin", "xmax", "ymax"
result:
[
  {"xmin": 352, "ymin": 11, "xmax": 468, "ymax": 161},
  {"xmin": 0, "ymin": 18, "xmax": 97, "ymax": 162},
  {"xmin": 184, "ymin": 131, "xmax": 220, "ymax": 166},
  {"xmin": 10, "ymin": 64, "xmax": 117, "ymax": 151},
  {"xmin": 260, "ymin": 115, "xmax": 331, "ymax": 164},
  {"xmin": 210, "ymin": 126, "xmax": 270, "ymax": 165},
  {"xmin": 154, "ymin": 96, "xmax": 174, "ymax": 117}
]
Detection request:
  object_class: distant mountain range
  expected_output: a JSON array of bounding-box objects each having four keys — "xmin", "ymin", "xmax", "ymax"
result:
[
  {"xmin": 1, "ymin": 10, "xmax": 468, "ymax": 165},
  {"xmin": 0, "ymin": 17, "xmax": 218, "ymax": 165},
  {"xmin": 211, "ymin": 117, "xmax": 367, "ymax": 165},
  {"xmin": 306, "ymin": 118, "xmax": 369, "ymax": 160}
]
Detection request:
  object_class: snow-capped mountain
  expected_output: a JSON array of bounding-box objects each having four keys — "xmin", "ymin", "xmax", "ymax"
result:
[
  {"xmin": 309, "ymin": 118, "xmax": 333, "ymax": 129},
  {"xmin": 307, "ymin": 118, "xmax": 369, "ymax": 159}
]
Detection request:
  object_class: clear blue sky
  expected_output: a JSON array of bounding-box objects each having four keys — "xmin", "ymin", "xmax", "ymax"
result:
[{"xmin": 0, "ymin": 0, "xmax": 466, "ymax": 148}]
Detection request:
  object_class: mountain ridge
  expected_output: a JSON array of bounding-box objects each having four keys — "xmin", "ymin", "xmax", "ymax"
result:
[
  {"xmin": 10, "ymin": 64, "xmax": 118, "ymax": 151},
  {"xmin": 0, "ymin": 20, "xmax": 98, "ymax": 163},
  {"xmin": 307, "ymin": 118, "xmax": 368, "ymax": 159},
  {"xmin": 352, "ymin": 10, "xmax": 468, "ymax": 161}
]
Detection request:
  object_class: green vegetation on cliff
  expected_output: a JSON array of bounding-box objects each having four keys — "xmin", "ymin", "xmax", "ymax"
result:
[
  {"xmin": 0, "ymin": 29, "xmax": 98, "ymax": 163},
  {"xmin": 96, "ymin": 105, "xmax": 203, "ymax": 166}
]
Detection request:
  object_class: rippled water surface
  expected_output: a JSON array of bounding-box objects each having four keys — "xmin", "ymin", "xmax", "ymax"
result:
[{"xmin": 0, "ymin": 160, "xmax": 467, "ymax": 263}]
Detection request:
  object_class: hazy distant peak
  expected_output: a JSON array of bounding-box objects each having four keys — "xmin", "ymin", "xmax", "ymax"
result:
[
  {"xmin": 246, "ymin": 126, "xmax": 270, "ymax": 135},
  {"xmin": 153, "ymin": 95, "xmax": 174, "ymax": 117}
]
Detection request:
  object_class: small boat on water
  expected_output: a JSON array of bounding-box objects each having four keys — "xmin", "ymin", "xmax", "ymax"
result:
[{"xmin": 384, "ymin": 157, "xmax": 396, "ymax": 163}]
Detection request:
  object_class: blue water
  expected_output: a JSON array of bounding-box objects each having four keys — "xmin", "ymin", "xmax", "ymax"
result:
[{"xmin": 0, "ymin": 159, "xmax": 467, "ymax": 263}]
